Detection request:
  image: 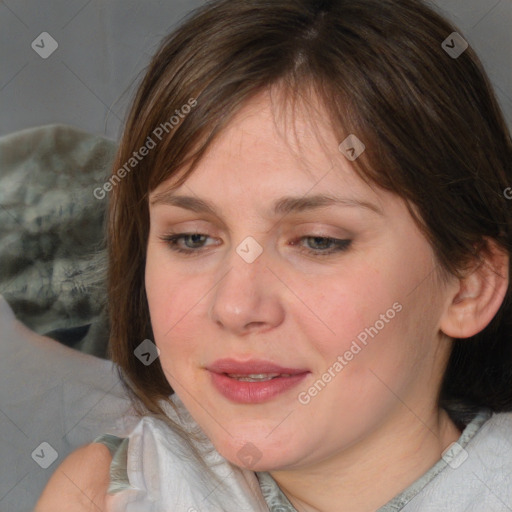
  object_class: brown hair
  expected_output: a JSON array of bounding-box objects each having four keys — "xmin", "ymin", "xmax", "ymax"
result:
[{"xmin": 107, "ymin": 0, "xmax": 512, "ymax": 438}]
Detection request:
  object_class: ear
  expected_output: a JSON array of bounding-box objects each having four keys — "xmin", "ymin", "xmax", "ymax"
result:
[{"xmin": 440, "ymin": 238, "xmax": 509, "ymax": 339}]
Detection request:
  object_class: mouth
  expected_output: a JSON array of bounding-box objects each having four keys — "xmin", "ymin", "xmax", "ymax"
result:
[
  {"xmin": 207, "ymin": 359, "xmax": 310, "ymax": 403},
  {"xmin": 225, "ymin": 373, "xmax": 293, "ymax": 382},
  {"xmin": 207, "ymin": 358, "xmax": 308, "ymax": 375}
]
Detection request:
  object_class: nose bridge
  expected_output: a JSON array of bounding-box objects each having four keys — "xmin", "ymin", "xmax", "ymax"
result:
[
  {"xmin": 224, "ymin": 233, "xmax": 268, "ymax": 286},
  {"xmin": 208, "ymin": 235, "xmax": 284, "ymax": 332}
]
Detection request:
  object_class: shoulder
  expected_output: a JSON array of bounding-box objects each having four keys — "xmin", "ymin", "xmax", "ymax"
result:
[
  {"xmin": 472, "ymin": 410, "xmax": 512, "ymax": 447},
  {"xmin": 477, "ymin": 410, "xmax": 512, "ymax": 457},
  {"xmin": 34, "ymin": 441, "xmax": 113, "ymax": 512}
]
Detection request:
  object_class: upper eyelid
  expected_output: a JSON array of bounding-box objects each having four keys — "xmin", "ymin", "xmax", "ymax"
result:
[
  {"xmin": 160, "ymin": 229, "xmax": 348, "ymax": 240},
  {"xmin": 153, "ymin": 218, "xmax": 354, "ymax": 235}
]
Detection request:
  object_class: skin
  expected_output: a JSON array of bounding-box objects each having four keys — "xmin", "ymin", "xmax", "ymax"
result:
[{"xmin": 144, "ymin": 89, "xmax": 508, "ymax": 512}]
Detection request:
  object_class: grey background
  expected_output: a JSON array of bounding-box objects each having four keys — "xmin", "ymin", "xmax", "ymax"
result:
[{"xmin": 0, "ymin": 0, "xmax": 511, "ymax": 140}]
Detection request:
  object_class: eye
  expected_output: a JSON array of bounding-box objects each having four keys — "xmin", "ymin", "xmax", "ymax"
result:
[
  {"xmin": 159, "ymin": 232, "xmax": 351, "ymax": 257},
  {"xmin": 160, "ymin": 232, "xmax": 215, "ymax": 254},
  {"xmin": 292, "ymin": 236, "xmax": 352, "ymax": 256}
]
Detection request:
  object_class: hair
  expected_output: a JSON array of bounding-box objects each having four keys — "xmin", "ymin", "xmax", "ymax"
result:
[{"xmin": 107, "ymin": 0, "xmax": 512, "ymax": 444}]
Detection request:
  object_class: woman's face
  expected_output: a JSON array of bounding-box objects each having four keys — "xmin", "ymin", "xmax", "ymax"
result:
[{"xmin": 145, "ymin": 91, "xmax": 455, "ymax": 471}]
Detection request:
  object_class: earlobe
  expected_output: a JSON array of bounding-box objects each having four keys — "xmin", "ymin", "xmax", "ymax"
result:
[{"xmin": 440, "ymin": 239, "xmax": 509, "ymax": 339}]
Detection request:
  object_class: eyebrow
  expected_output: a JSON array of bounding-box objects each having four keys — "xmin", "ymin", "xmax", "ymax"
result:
[{"xmin": 150, "ymin": 192, "xmax": 384, "ymax": 217}]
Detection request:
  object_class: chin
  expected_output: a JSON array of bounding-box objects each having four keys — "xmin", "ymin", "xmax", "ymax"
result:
[{"xmin": 209, "ymin": 431, "xmax": 302, "ymax": 473}]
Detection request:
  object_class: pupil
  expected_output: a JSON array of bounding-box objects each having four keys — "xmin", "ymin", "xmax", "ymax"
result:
[{"xmin": 312, "ymin": 237, "xmax": 329, "ymax": 249}]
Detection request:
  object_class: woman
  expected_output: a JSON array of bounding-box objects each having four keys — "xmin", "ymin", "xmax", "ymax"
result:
[{"xmin": 36, "ymin": 0, "xmax": 512, "ymax": 510}]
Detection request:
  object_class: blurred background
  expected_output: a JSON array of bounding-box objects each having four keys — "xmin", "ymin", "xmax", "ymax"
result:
[{"xmin": 0, "ymin": 0, "xmax": 511, "ymax": 139}]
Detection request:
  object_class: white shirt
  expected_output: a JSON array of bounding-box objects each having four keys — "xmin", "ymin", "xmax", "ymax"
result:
[{"xmin": 94, "ymin": 393, "xmax": 512, "ymax": 511}]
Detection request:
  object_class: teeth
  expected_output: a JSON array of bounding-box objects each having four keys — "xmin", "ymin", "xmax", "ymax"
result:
[{"xmin": 227, "ymin": 373, "xmax": 291, "ymax": 382}]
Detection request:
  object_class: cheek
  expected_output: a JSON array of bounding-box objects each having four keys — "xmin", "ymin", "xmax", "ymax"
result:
[
  {"xmin": 310, "ymin": 266, "xmax": 398, "ymax": 358},
  {"xmin": 145, "ymin": 249, "xmax": 206, "ymax": 365},
  {"xmin": 307, "ymin": 264, "xmax": 426, "ymax": 405}
]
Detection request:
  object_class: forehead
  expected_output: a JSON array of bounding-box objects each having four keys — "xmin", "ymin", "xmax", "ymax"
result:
[
  {"xmin": 207, "ymin": 88, "xmax": 340, "ymax": 172},
  {"xmin": 151, "ymin": 89, "xmax": 378, "ymax": 204}
]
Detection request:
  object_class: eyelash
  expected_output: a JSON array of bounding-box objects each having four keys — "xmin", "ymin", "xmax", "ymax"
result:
[{"xmin": 159, "ymin": 233, "xmax": 352, "ymax": 257}]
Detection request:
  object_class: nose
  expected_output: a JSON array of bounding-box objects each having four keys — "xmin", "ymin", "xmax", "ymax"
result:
[{"xmin": 208, "ymin": 244, "xmax": 285, "ymax": 336}]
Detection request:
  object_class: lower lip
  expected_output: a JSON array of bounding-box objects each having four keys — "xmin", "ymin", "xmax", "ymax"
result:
[{"xmin": 209, "ymin": 371, "xmax": 309, "ymax": 404}]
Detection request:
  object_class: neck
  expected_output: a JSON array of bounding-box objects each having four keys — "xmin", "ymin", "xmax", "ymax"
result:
[{"xmin": 269, "ymin": 407, "xmax": 462, "ymax": 512}]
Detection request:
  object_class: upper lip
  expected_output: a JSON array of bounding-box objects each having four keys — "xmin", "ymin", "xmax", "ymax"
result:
[{"xmin": 207, "ymin": 358, "xmax": 309, "ymax": 375}]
